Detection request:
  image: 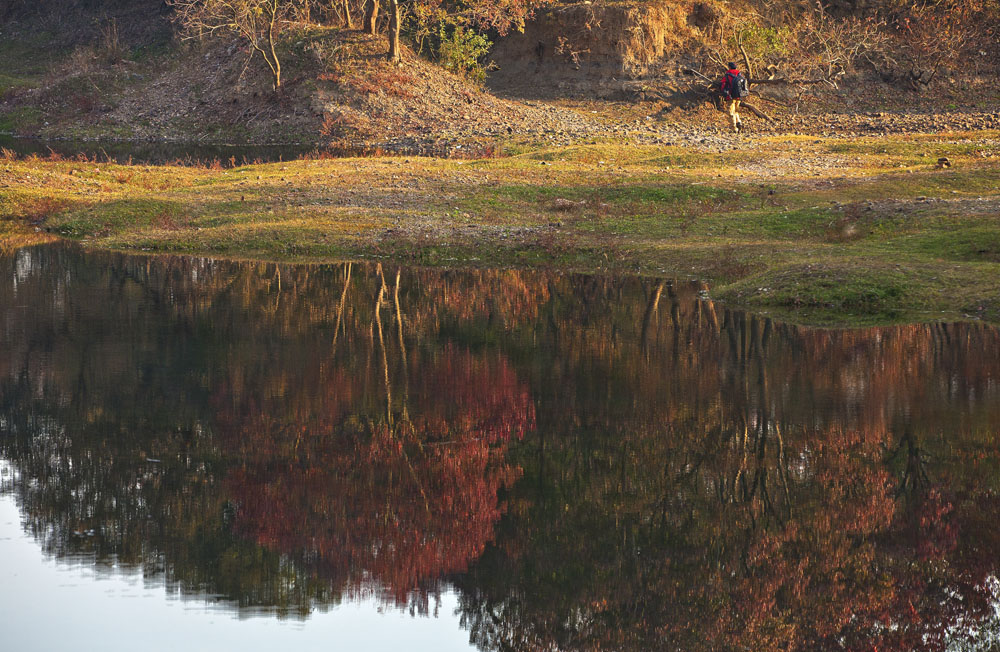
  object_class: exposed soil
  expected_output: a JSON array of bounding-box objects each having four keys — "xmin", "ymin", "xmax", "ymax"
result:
[{"xmin": 1, "ymin": 3, "xmax": 998, "ymax": 157}]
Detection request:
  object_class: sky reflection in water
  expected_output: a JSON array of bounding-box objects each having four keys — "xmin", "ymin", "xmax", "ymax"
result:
[{"xmin": 0, "ymin": 471, "xmax": 472, "ymax": 652}]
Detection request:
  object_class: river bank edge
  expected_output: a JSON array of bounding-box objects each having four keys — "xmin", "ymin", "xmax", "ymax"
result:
[{"xmin": 2, "ymin": 134, "xmax": 999, "ymax": 328}]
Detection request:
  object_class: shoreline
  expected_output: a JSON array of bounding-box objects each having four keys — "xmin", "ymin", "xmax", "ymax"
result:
[{"xmin": 2, "ymin": 134, "xmax": 998, "ymax": 327}]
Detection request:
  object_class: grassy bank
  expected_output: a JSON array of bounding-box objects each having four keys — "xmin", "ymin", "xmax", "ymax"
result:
[{"xmin": 2, "ymin": 133, "xmax": 999, "ymax": 326}]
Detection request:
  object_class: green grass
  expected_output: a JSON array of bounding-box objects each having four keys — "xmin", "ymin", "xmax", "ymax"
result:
[
  {"xmin": 887, "ymin": 226, "xmax": 1000, "ymax": 262},
  {"xmin": 0, "ymin": 36, "xmax": 63, "ymax": 80},
  {"xmin": 0, "ymin": 72, "xmax": 31, "ymax": 96},
  {"xmin": 0, "ymin": 107, "xmax": 43, "ymax": 132},
  {"xmin": 717, "ymin": 262, "xmax": 910, "ymax": 323},
  {"xmin": 2, "ymin": 136, "xmax": 999, "ymax": 327}
]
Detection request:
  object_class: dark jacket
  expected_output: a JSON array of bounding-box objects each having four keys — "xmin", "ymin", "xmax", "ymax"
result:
[{"xmin": 720, "ymin": 68, "xmax": 746, "ymax": 99}]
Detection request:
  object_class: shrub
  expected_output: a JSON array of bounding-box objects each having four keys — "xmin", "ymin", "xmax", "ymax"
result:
[
  {"xmin": 886, "ymin": 0, "xmax": 980, "ymax": 88},
  {"xmin": 98, "ymin": 17, "xmax": 125, "ymax": 65},
  {"xmin": 728, "ymin": 25, "xmax": 792, "ymax": 65},
  {"xmin": 437, "ymin": 24, "xmax": 494, "ymax": 83}
]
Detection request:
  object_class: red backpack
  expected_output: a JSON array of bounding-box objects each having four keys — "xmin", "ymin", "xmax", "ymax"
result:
[{"xmin": 721, "ymin": 70, "xmax": 749, "ymax": 99}]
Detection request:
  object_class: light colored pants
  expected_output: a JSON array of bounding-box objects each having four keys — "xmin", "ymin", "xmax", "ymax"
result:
[{"xmin": 726, "ymin": 98, "xmax": 742, "ymax": 132}]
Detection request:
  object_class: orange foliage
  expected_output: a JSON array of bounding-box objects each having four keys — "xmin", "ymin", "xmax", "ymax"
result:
[{"xmin": 215, "ymin": 345, "xmax": 534, "ymax": 606}]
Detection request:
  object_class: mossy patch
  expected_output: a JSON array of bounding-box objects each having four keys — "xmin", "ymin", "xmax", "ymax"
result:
[
  {"xmin": 968, "ymin": 296, "xmax": 1000, "ymax": 322},
  {"xmin": 716, "ymin": 263, "xmax": 910, "ymax": 321},
  {"xmin": 489, "ymin": 182, "xmax": 734, "ymax": 205},
  {"xmin": 51, "ymin": 199, "xmax": 187, "ymax": 237},
  {"xmin": 892, "ymin": 226, "xmax": 1000, "ymax": 262},
  {"xmin": 0, "ymin": 107, "xmax": 43, "ymax": 132}
]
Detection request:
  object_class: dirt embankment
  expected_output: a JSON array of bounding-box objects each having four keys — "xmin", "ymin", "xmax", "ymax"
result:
[
  {"xmin": 0, "ymin": 7, "xmax": 607, "ymax": 152},
  {"xmin": 1, "ymin": 0, "xmax": 998, "ymax": 152},
  {"xmin": 487, "ymin": 1, "xmax": 699, "ymax": 99},
  {"xmin": 486, "ymin": 0, "xmax": 1000, "ymax": 121}
]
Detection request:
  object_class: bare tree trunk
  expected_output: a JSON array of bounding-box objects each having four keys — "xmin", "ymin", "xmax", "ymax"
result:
[
  {"xmin": 363, "ymin": 0, "xmax": 378, "ymax": 35},
  {"xmin": 341, "ymin": 0, "xmax": 353, "ymax": 28},
  {"xmin": 737, "ymin": 29, "xmax": 754, "ymax": 81},
  {"xmin": 245, "ymin": 0, "xmax": 283, "ymax": 90},
  {"xmin": 268, "ymin": 4, "xmax": 282, "ymax": 90},
  {"xmin": 332, "ymin": 262, "xmax": 352, "ymax": 351},
  {"xmin": 387, "ymin": 0, "xmax": 400, "ymax": 62}
]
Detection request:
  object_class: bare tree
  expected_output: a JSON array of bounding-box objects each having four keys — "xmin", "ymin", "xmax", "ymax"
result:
[
  {"xmin": 888, "ymin": 1, "xmax": 976, "ymax": 89},
  {"xmin": 387, "ymin": 0, "xmax": 401, "ymax": 62},
  {"xmin": 336, "ymin": 0, "xmax": 353, "ymax": 28},
  {"xmin": 362, "ymin": 0, "xmax": 378, "ymax": 34},
  {"xmin": 167, "ymin": 0, "xmax": 291, "ymax": 90}
]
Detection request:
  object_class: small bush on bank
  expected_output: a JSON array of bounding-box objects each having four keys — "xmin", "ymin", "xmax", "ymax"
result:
[{"xmin": 437, "ymin": 24, "xmax": 494, "ymax": 83}]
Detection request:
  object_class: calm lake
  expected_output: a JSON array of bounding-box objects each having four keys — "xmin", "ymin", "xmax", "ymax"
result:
[{"xmin": 1, "ymin": 243, "xmax": 999, "ymax": 651}]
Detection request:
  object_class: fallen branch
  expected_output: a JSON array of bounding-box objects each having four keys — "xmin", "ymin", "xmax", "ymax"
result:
[
  {"xmin": 682, "ymin": 67, "xmax": 715, "ymax": 83},
  {"xmin": 749, "ymin": 72, "xmax": 844, "ymax": 89},
  {"xmin": 685, "ymin": 66, "xmax": 841, "ymax": 89},
  {"xmin": 749, "ymin": 78, "xmax": 827, "ymax": 85},
  {"xmin": 620, "ymin": 81, "xmax": 672, "ymax": 102},
  {"xmin": 739, "ymin": 101, "xmax": 776, "ymax": 123},
  {"xmin": 751, "ymin": 94, "xmax": 791, "ymax": 109}
]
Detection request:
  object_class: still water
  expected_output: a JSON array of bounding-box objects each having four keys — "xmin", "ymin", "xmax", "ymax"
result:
[
  {"xmin": 1, "ymin": 243, "xmax": 999, "ymax": 651},
  {"xmin": 0, "ymin": 134, "xmax": 319, "ymax": 166}
]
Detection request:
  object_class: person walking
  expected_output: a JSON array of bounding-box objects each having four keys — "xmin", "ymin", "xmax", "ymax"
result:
[{"xmin": 720, "ymin": 62, "xmax": 750, "ymax": 133}]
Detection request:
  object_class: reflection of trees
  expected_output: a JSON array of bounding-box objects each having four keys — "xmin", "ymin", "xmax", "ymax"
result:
[
  {"xmin": 1, "ymin": 244, "xmax": 1000, "ymax": 648},
  {"xmin": 0, "ymin": 245, "xmax": 534, "ymax": 614},
  {"xmin": 217, "ymin": 345, "xmax": 530, "ymax": 609},
  {"xmin": 455, "ymin": 286, "xmax": 1000, "ymax": 652},
  {"xmin": 203, "ymin": 260, "xmax": 537, "ymax": 607}
]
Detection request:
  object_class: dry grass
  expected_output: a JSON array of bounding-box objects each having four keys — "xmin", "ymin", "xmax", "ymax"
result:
[{"xmin": 2, "ymin": 133, "xmax": 999, "ymax": 325}]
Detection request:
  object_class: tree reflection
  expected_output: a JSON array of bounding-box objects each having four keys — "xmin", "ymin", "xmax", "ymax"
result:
[
  {"xmin": 0, "ymin": 245, "xmax": 534, "ymax": 614},
  {"xmin": 216, "ymin": 345, "xmax": 531, "ymax": 609},
  {"xmin": 1, "ymin": 244, "xmax": 999, "ymax": 650},
  {"xmin": 456, "ymin": 292, "xmax": 1000, "ymax": 652}
]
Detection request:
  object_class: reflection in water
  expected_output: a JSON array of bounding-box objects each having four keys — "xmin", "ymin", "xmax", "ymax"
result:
[
  {"xmin": 1, "ymin": 244, "xmax": 999, "ymax": 650},
  {"xmin": 217, "ymin": 342, "xmax": 531, "ymax": 609},
  {"xmin": 0, "ymin": 134, "xmax": 317, "ymax": 166}
]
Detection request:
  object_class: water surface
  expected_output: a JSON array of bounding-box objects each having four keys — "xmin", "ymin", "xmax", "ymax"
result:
[
  {"xmin": 0, "ymin": 134, "xmax": 317, "ymax": 166},
  {"xmin": 1, "ymin": 244, "xmax": 999, "ymax": 651}
]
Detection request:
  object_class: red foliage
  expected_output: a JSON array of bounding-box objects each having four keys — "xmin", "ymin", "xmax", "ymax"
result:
[{"xmin": 214, "ymin": 345, "xmax": 534, "ymax": 605}]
